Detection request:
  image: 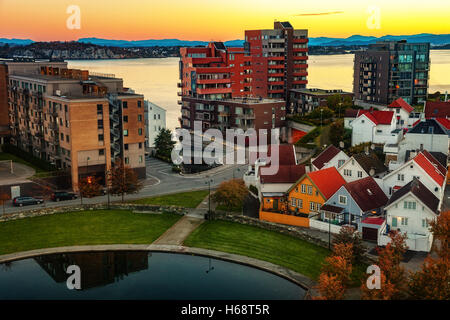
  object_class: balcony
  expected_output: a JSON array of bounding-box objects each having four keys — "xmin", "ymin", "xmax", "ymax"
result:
[
  {"xmin": 293, "ymin": 56, "xmax": 308, "ymax": 61},
  {"xmin": 293, "ymin": 38, "xmax": 308, "ymax": 44},
  {"xmin": 197, "ymin": 78, "xmax": 231, "ymax": 85},
  {"xmin": 267, "ymin": 56, "xmax": 284, "ymax": 61},
  {"xmin": 196, "ymin": 87, "xmax": 232, "ymax": 95}
]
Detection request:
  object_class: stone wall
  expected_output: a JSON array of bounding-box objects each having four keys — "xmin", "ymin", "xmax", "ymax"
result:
[{"xmin": 0, "ymin": 203, "xmax": 187, "ymax": 222}]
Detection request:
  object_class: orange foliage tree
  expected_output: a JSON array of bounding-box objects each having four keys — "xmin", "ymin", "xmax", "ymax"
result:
[
  {"xmin": 212, "ymin": 179, "xmax": 248, "ymax": 210},
  {"xmin": 361, "ymin": 230, "xmax": 408, "ymax": 300},
  {"xmin": 408, "ymin": 211, "xmax": 450, "ymax": 299},
  {"xmin": 314, "ymin": 243, "xmax": 353, "ymax": 300},
  {"xmin": 78, "ymin": 176, "xmax": 103, "ymax": 199},
  {"xmin": 109, "ymin": 159, "xmax": 143, "ymax": 202}
]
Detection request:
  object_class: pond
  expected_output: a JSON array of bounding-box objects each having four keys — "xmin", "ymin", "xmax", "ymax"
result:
[{"xmin": 0, "ymin": 251, "xmax": 306, "ymax": 300}]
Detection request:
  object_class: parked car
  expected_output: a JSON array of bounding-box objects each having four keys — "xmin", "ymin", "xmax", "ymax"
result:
[
  {"xmin": 51, "ymin": 192, "xmax": 78, "ymax": 202},
  {"xmin": 13, "ymin": 197, "xmax": 44, "ymax": 207}
]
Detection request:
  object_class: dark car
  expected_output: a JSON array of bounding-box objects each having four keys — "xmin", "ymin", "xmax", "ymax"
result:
[
  {"xmin": 13, "ymin": 197, "xmax": 44, "ymax": 207},
  {"xmin": 51, "ymin": 192, "xmax": 78, "ymax": 202}
]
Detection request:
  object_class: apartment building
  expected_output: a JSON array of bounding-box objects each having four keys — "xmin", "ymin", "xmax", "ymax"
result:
[
  {"xmin": 180, "ymin": 96, "xmax": 286, "ymax": 136},
  {"xmin": 144, "ymin": 100, "xmax": 166, "ymax": 149},
  {"xmin": 288, "ymin": 88, "xmax": 353, "ymax": 115},
  {"xmin": 353, "ymin": 40, "xmax": 430, "ymax": 106},
  {"xmin": 4, "ymin": 59, "xmax": 145, "ymax": 190}
]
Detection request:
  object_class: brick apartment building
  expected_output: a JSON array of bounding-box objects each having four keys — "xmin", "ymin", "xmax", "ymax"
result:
[
  {"xmin": 179, "ymin": 21, "xmax": 307, "ymax": 135},
  {"xmin": 353, "ymin": 40, "xmax": 430, "ymax": 106},
  {"xmin": 1, "ymin": 59, "xmax": 146, "ymax": 190},
  {"xmin": 289, "ymin": 88, "xmax": 354, "ymax": 115}
]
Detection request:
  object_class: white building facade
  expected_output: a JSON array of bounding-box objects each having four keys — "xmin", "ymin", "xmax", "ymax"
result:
[{"xmin": 145, "ymin": 101, "xmax": 167, "ymax": 149}]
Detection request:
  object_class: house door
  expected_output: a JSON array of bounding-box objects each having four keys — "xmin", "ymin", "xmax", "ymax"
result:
[
  {"xmin": 273, "ymin": 199, "xmax": 278, "ymax": 210},
  {"xmin": 362, "ymin": 227, "xmax": 378, "ymax": 242}
]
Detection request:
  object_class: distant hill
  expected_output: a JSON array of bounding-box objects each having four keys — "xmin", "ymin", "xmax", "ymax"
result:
[{"xmin": 1, "ymin": 33, "xmax": 450, "ymax": 48}]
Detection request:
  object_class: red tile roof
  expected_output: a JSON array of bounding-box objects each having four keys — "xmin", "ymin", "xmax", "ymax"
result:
[
  {"xmin": 290, "ymin": 129, "xmax": 307, "ymax": 144},
  {"xmin": 362, "ymin": 217, "xmax": 385, "ymax": 225},
  {"xmin": 312, "ymin": 145, "xmax": 341, "ymax": 170},
  {"xmin": 359, "ymin": 110, "xmax": 394, "ymax": 125},
  {"xmin": 436, "ymin": 118, "xmax": 450, "ymax": 130},
  {"xmin": 260, "ymin": 165, "xmax": 306, "ymax": 184},
  {"xmin": 344, "ymin": 176, "xmax": 388, "ymax": 212},
  {"xmin": 388, "ymin": 98, "xmax": 414, "ymax": 113},
  {"xmin": 413, "ymin": 151, "xmax": 447, "ymax": 186},
  {"xmin": 308, "ymin": 167, "xmax": 346, "ymax": 199},
  {"xmin": 425, "ymin": 101, "xmax": 450, "ymax": 119},
  {"xmin": 254, "ymin": 144, "xmax": 296, "ymax": 166}
]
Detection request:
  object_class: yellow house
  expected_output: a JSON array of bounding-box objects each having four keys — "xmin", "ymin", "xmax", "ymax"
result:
[{"xmin": 286, "ymin": 167, "xmax": 346, "ymax": 216}]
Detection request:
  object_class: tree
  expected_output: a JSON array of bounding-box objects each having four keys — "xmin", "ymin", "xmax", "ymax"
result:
[
  {"xmin": 308, "ymin": 107, "xmax": 334, "ymax": 120},
  {"xmin": 109, "ymin": 159, "xmax": 143, "ymax": 202},
  {"xmin": 212, "ymin": 179, "xmax": 248, "ymax": 210},
  {"xmin": 314, "ymin": 243, "xmax": 353, "ymax": 300},
  {"xmin": 154, "ymin": 128, "xmax": 176, "ymax": 161},
  {"xmin": 333, "ymin": 226, "xmax": 366, "ymax": 263},
  {"xmin": 78, "ymin": 176, "xmax": 103, "ymax": 199},
  {"xmin": 326, "ymin": 94, "xmax": 353, "ymax": 118},
  {"xmin": 0, "ymin": 193, "xmax": 10, "ymax": 215},
  {"xmin": 361, "ymin": 231, "xmax": 408, "ymax": 300},
  {"xmin": 408, "ymin": 211, "xmax": 450, "ymax": 299},
  {"xmin": 329, "ymin": 120, "xmax": 345, "ymax": 148}
]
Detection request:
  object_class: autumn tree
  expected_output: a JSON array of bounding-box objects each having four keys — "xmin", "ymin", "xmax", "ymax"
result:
[
  {"xmin": 361, "ymin": 231, "xmax": 408, "ymax": 300},
  {"xmin": 329, "ymin": 120, "xmax": 345, "ymax": 147},
  {"xmin": 212, "ymin": 179, "xmax": 248, "ymax": 210},
  {"xmin": 78, "ymin": 176, "xmax": 103, "ymax": 199},
  {"xmin": 333, "ymin": 225, "xmax": 366, "ymax": 263},
  {"xmin": 109, "ymin": 159, "xmax": 143, "ymax": 202},
  {"xmin": 408, "ymin": 211, "xmax": 450, "ymax": 299},
  {"xmin": 315, "ymin": 243, "xmax": 353, "ymax": 300}
]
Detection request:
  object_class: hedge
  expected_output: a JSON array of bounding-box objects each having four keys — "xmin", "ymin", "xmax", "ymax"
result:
[{"xmin": 1, "ymin": 144, "xmax": 56, "ymax": 172}]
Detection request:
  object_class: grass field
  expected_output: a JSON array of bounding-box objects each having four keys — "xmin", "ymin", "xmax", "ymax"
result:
[
  {"xmin": 133, "ymin": 190, "xmax": 209, "ymax": 208},
  {"xmin": 0, "ymin": 210, "xmax": 181, "ymax": 255},
  {"xmin": 184, "ymin": 220, "xmax": 366, "ymax": 285}
]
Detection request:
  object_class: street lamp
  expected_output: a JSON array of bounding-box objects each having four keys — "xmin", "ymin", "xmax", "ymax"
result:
[
  {"xmin": 205, "ymin": 175, "xmax": 214, "ymax": 219},
  {"xmin": 320, "ymin": 109, "xmax": 324, "ymax": 128}
]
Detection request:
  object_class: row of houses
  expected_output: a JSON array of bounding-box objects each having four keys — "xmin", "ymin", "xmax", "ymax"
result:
[{"xmin": 244, "ymin": 142, "xmax": 448, "ymax": 252}]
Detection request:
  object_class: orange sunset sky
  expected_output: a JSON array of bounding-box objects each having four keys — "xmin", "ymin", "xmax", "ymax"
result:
[{"xmin": 0, "ymin": 0, "xmax": 449, "ymax": 41}]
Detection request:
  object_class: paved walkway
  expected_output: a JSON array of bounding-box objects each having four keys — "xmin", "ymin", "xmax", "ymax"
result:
[
  {"xmin": 0, "ymin": 162, "xmax": 36, "ymax": 185},
  {"xmin": 153, "ymin": 215, "xmax": 204, "ymax": 245}
]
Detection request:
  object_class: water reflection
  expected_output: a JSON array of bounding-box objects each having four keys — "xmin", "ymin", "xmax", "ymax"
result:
[{"xmin": 34, "ymin": 251, "xmax": 149, "ymax": 290}]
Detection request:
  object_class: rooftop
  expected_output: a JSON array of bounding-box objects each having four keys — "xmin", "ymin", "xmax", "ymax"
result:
[
  {"xmin": 387, "ymin": 178, "xmax": 440, "ymax": 213},
  {"xmin": 359, "ymin": 109, "xmax": 394, "ymax": 125},
  {"xmin": 290, "ymin": 88, "xmax": 352, "ymax": 96},
  {"xmin": 353, "ymin": 153, "xmax": 387, "ymax": 176},
  {"xmin": 344, "ymin": 176, "xmax": 388, "ymax": 212},
  {"xmin": 312, "ymin": 145, "xmax": 342, "ymax": 170},
  {"xmin": 388, "ymin": 98, "xmax": 414, "ymax": 113},
  {"xmin": 425, "ymin": 101, "xmax": 450, "ymax": 119},
  {"xmin": 413, "ymin": 150, "xmax": 447, "ymax": 186},
  {"xmin": 408, "ymin": 119, "xmax": 447, "ymax": 135},
  {"xmin": 307, "ymin": 167, "xmax": 346, "ymax": 199},
  {"xmin": 260, "ymin": 165, "xmax": 306, "ymax": 184}
]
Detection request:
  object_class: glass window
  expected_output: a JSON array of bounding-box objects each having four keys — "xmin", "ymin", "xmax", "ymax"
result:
[{"xmin": 123, "ymin": 129, "xmax": 128, "ymax": 136}]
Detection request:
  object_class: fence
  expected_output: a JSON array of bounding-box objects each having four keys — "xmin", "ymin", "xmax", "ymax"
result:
[{"xmin": 309, "ymin": 218, "xmax": 343, "ymax": 234}]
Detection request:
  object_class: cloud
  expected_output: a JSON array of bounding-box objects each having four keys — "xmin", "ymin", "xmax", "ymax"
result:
[{"xmin": 296, "ymin": 11, "xmax": 344, "ymax": 17}]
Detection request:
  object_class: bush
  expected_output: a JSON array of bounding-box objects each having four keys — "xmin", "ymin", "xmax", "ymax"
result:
[{"xmin": 1, "ymin": 144, "xmax": 56, "ymax": 172}]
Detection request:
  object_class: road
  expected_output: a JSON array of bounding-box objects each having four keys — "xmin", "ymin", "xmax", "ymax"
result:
[{"xmin": 1, "ymin": 157, "xmax": 248, "ymax": 215}]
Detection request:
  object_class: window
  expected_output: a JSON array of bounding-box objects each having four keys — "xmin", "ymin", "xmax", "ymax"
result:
[
  {"xmin": 297, "ymin": 199, "xmax": 303, "ymax": 208},
  {"xmin": 98, "ymin": 134, "xmax": 104, "ymax": 141},
  {"xmin": 357, "ymin": 171, "xmax": 363, "ymax": 178},
  {"xmin": 422, "ymin": 219, "xmax": 429, "ymax": 228},
  {"xmin": 123, "ymin": 130, "xmax": 128, "ymax": 136},
  {"xmin": 398, "ymin": 174, "xmax": 405, "ymax": 181},
  {"xmin": 123, "ymin": 115, "xmax": 128, "ymax": 123},
  {"xmin": 344, "ymin": 169, "xmax": 352, "ymax": 177},
  {"xmin": 139, "ymin": 155, "xmax": 143, "ymax": 163},
  {"xmin": 97, "ymin": 120, "xmax": 103, "ymax": 129},
  {"xmin": 139, "ymin": 142, "xmax": 142, "ymax": 149},
  {"xmin": 138, "ymin": 115, "xmax": 142, "ymax": 122},
  {"xmin": 339, "ymin": 195, "xmax": 347, "ymax": 205},
  {"xmin": 338, "ymin": 160, "xmax": 345, "ymax": 168},
  {"xmin": 123, "ymin": 101, "xmax": 128, "ymax": 109},
  {"xmin": 307, "ymin": 186, "xmax": 312, "ymax": 195},
  {"xmin": 124, "ymin": 144, "xmax": 129, "ymax": 150},
  {"xmin": 99, "ymin": 149, "xmax": 105, "ymax": 156},
  {"xmin": 66, "ymin": 135, "xmax": 69, "ymax": 142},
  {"xmin": 138, "ymin": 128, "xmax": 143, "ymax": 135},
  {"xmin": 97, "ymin": 104, "xmax": 103, "ymax": 114},
  {"xmin": 401, "ymin": 217, "xmax": 408, "ymax": 226},
  {"xmin": 124, "ymin": 157, "xmax": 129, "ymax": 164},
  {"xmin": 138, "ymin": 101, "xmax": 141, "ymax": 108},
  {"xmin": 291, "ymin": 198, "xmax": 296, "ymax": 207},
  {"xmin": 310, "ymin": 202, "xmax": 315, "ymax": 211},
  {"xmin": 404, "ymin": 201, "xmax": 416, "ymax": 210}
]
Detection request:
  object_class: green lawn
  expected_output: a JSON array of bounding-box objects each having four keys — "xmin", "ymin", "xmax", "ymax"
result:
[
  {"xmin": 184, "ymin": 220, "xmax": 330, "ymax": 280},
  {"xmin": 184, "ymin": 220, "xmax": 366, "ymax": 285},
  {"xmin": 0, "ymin": 210, "xmax": 181, "ymax": 255},
  {"xmin": 133, "ymin": 190, "xmax": 209, "ymax": 208}
]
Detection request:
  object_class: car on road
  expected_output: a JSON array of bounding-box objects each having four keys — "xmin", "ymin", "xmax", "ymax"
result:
[
  {"xmin": 51, "ymin": 192, "xmax": 78, "ymax": 202},
  {"xmin": 13, "ymin": 197, "xmax": 44, "ymax": 207}
]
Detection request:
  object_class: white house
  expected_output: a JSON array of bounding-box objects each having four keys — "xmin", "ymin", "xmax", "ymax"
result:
[
  {"xmin": 380, "ymin": 150, "xmax": 447, "ymax": 203},
  {"xmin": 351, "ymin": 110, "xmax": 402, "ymax": 146},
  {"xmin": 344, "ymin": 109, "xmax": 360, "ymax": 130},
  {"xmin": 311, "ymin": 145, "xmax": 349, "ymax": 171},
  {"xmin": 383, "ymin": 98, "xmax": 415, "ymax": 129},
  {"xmin": 338, "ymin": 152, "xmax": 387, "ymax": 183},
  {"xmin": 145, "ymin": 100, "xmax": 167, "ymax": 149},
  {"xmin": 378, "ymin": 178, "xmax": 440, "ymax": 252}
]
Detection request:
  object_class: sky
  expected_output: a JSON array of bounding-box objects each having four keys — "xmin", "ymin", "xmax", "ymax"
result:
[{"xmin": 0, "ymin": 0, "xmax": 449, "ymax": 41}]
